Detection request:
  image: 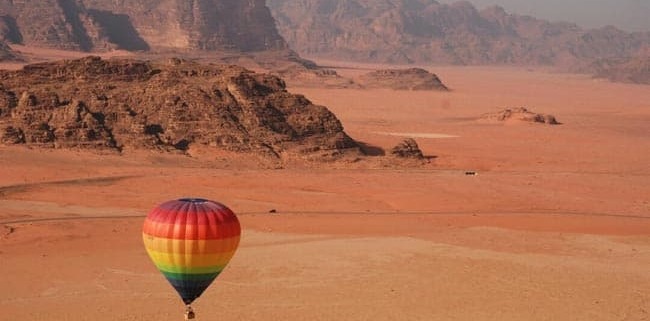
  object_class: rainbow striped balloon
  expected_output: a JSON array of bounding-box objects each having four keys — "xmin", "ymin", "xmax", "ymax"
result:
[{"xmin": 142, "ymin": 198, "xmax": 241, "ymax": 305}]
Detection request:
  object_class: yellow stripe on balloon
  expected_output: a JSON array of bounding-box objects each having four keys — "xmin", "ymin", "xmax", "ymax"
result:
[{"xmin": 146, "ymin": 249, "xmax": 238, "ymax": 268}]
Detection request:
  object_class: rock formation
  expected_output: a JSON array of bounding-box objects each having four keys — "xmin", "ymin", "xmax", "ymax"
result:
[
  {"xmin": 481, "ymin": 108, "xmax": 560, "ymax": 125},
  {"xmin": 590, "ymin": 54, "xmax": 650, "ymax": 85},
  {"xmin": 0, "ymin": 57, "xmax": 359, "ymax": 158},
  {"xmin": 0, "ymin": 0, "xmax": 114, "ymax": 51},
  {"xmin": 82, "ymin": 0, "xmax": 288, "ymax": 52},
  {"xmin": 0, "ymin": 0, "xmax": 288, "ymax": 53},
  {"xmin": 0, "ymin": 40, "xmax": 18, "ymax": 61},
  {"xmin": 268, "ymin": 0, "xmax": 650, "ymax": 67},
  {"xmin": 272, "ymin": 64, "xmax": 358, "ymax": 88},
  {"xmin": 358, "ymin": 68, "xmax": 448, "ymax": 90},
  {"xmin": 391, "ymin": 138, "xmax": 424, "ymax": 159}
]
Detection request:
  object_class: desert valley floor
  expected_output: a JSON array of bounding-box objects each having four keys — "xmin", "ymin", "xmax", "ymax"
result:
[{"xmin": 1, "ymin": 62, "xmax": 649, "ymax": 320}]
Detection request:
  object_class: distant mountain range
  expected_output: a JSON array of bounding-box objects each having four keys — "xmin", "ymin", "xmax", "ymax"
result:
[
  {"xmin": 0, "ymin": 0, "xmax": 647, "ymax": 84},
  {"xmin": 438, "ymin": 0, "xmax": 650, "ymax": 32},
  {"xmin": 267, "ymin": 0, "xmax": 650, "ymax": 68}
]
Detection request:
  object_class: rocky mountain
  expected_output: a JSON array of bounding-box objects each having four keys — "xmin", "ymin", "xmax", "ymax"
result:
[
  {"xmin": 590, "ymin": 54, "xmax": 650, "ymax": 85},
  {"xmin": 82, "ymin": 0, "xmax": 288, "ymax": 52},
  {"xmin": 0, "ymin": 0, "xmax": 288, "ymax": 53},
  {"xmin": 267, "ymin": 0, "xmax": 650, "ymax": 67},
  {"xmin": 0, "ymin": 57, "xmax": 358, "ymax": 158},
  {"xmin": 0, "ymin": 0, "xmax": 114, "ymax": 51}
]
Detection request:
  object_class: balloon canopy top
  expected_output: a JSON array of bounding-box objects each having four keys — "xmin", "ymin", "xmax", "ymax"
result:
[{"xmin": 178, "ymin": 198, "xmax": 209, "ymax": 204}]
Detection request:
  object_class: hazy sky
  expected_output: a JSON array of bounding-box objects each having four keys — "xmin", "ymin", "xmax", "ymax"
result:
[{"xmin": 438, "ymin": 0, "xmax": 650, "ymax": 32}]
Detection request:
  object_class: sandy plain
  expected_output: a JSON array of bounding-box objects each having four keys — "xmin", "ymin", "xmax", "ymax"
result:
[{"xmin": 0, "ymin": 54, "xmax": 649, "ymax": 321}]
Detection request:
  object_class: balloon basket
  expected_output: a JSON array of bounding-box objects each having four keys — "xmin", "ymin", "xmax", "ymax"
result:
[{"xmin": 184, "ymin": 305, "xmax": 195, "ymax": 320}]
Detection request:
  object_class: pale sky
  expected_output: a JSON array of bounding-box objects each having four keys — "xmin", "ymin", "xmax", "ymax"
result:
[{"xmin": 438, "ymin": 0, "xmax": 650, "ymax": 32}]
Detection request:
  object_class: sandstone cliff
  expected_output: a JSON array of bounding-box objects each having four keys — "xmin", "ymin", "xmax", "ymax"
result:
[
  {"xmin": 82, "ymin": 0, "xmax": 288, "ymax": 52},
  {"xmin": 268, "ymin": 0, "xmax": 650, "ymax": 67},
  {"xmin": 0, "ymin": 57, "xmax": 358, "ymax": 158},
  {"xmin": 0, "ymin": 0, "xmax": 114, "ymax": 51},
  {"xmin": 0, "ymin": 0, "xmax": 288, "ymax": 53}
]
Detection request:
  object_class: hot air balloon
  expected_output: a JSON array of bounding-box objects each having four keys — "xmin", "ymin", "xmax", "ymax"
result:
[{"xmin": 142, "ymin": 198, "xmax": 241, "ymax": 320}]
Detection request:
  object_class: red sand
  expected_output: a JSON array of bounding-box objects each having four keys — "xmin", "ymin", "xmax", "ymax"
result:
[{"xmin": 0, "ymin": 60, "xmax": 649, "ymax": 320}]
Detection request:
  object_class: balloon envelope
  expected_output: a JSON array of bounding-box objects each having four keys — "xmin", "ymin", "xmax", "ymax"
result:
[{"xmin": 142, "ymin": 198, "xmax": 241, "ymax": 304}]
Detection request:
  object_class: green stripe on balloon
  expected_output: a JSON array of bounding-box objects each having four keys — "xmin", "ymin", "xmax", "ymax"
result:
[
  {"xmin": 161, "ymin": 271, "xmax": 221, "ymax": 281},
  {"xmin": 154, "ymin": 263, "xmax": 227, "ymax": 274}
]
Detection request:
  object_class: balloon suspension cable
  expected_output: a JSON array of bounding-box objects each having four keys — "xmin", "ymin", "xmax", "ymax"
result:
[{"xmin": 184, "ymin": 305, "xmax": 196, "ymax": 320}]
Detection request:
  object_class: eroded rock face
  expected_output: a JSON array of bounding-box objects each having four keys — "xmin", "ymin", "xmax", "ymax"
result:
[
  {"xmin": 0, "ymin": 57, "xmax": 359, "ymax": 157},
  {"xmin": 268, "ymin": 0, "xmax": 650, "ymax": 67},
  {"xmin": 481, "ymin": 108, "xmax": 560, "ymax": 125},
  {"xmin": 590, "ymin": 54, "xmax": 650, "ymax": 85},
  {"xmin": 0, "ymin": 0, "xmax": 288, "ymax": 52},
  {"xmin": 0, "ymin": 40, "xmax": 18, "ymax": 61},
  {"xmin": 0, "ymin": 0, "xmax": 114, "ymax": 51},
  {"xmin": 391, "ymin": 138, "xmax": 424, "ymax": 159},
  {"xmin": 83, "ymin": 0, "xmax": 288, "ymax": 52},
  {"xmin": 359, "ymin": 68, "xmax": 448, "ymax": 91}
]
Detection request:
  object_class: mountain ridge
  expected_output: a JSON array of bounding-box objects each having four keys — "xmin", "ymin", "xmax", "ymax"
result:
[{"xmin": 267, "ymin": 0, "xmax": 650, "ymax": 68}]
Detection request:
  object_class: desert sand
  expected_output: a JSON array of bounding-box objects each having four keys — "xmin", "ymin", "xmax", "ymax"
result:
[{"xmin": 1, "ymin": 59, "xmax": 649, "ymax": 321}]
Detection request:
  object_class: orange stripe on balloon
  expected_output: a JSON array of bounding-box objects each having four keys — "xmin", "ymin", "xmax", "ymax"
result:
[{"xmin": 142, "ymin": 234, "xmax": 241, "ymax": 254}]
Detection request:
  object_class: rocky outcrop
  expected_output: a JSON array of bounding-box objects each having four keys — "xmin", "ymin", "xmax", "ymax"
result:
[
  {"xmin": 268, "ymin": 0, "xmax": 650, "ymax": 67},
  {"xmin": 481, "ymin": 108, "xmax": 560, "ymax": 125},
  {"xmin": 0, "ymin": 0, "xmax": 288, "ymax": 53},
  {"xmin": 272, "ymin": 64, "xmax": 358, "ymax": 88},
  {"xmin": 358, "ymin": 68, "xmax": 448, "ymax": 90},
  {"xmin": 0, "ymin": 57, "xmax": 359, "ymax": 158},
  {"xmin": 391, "ymin": 138, "xmax": 424, "ymax": 159}
]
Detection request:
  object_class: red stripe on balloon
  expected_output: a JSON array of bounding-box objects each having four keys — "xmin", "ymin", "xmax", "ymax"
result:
[{"xmin": 142, "ymin": 200, "xmax": 240, "ymax": 240}]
